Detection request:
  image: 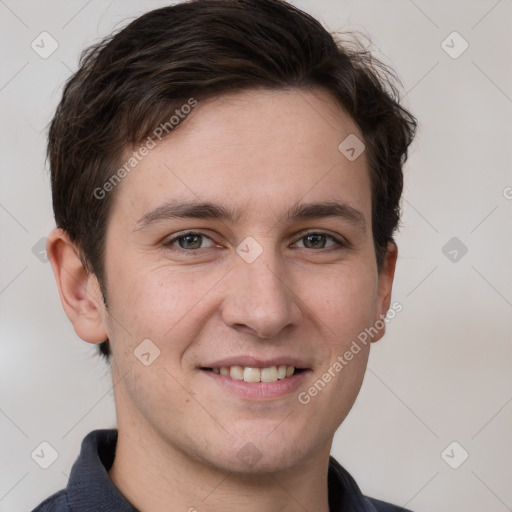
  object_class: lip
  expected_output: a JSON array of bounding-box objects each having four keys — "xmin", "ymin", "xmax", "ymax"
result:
[
  {"xmin": 201, "ymin": 356, "xmax": 310, "ymax": 369},
  {"xmin": 200, "ymin": 367, "xmax": 311, "ymax": 400}
]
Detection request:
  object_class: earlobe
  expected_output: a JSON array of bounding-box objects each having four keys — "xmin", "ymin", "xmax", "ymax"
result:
[
  {"xmin": 371, "ymin": 242, "xmax": 398, "ymax": 343},
  {"xmin": 47, "ymin": 228, "xmax": 108, "ymax": 344}
]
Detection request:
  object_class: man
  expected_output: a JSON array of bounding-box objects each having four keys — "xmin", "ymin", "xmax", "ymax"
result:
[{"xmin": 34, "ymin": 0, "xmax": 416, "ymax": 510}]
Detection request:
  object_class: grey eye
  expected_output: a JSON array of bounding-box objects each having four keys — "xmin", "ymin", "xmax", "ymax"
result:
[{"xmin": 296, "ymin": 234, "xmax": 339, "ymax": 249}]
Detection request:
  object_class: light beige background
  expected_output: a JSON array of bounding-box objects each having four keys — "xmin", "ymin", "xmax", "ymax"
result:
[{"xmin": 1, "ymin": 1, "xmax": 511, "ymax": 511}]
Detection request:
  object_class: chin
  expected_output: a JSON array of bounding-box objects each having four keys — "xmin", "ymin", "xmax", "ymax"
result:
[{"xmin": 200, "ymin": 431, "xmax": 317, "ymax": 476}]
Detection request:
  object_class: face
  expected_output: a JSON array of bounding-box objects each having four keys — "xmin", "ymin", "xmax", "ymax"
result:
[{"xmin": 97, "ymin": 88, "xmax": 396, "ymax": 473}]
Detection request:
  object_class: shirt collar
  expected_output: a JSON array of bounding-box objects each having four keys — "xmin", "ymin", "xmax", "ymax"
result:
[{"xmin": 67, "ymin": 429, "xmax": 138, "ymax": 512}]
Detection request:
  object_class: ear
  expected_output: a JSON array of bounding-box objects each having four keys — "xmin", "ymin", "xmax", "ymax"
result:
[
  {"xmin": 46, "ymin": 228, "xmax": 108, "ymax": 344},
  {"xmin": 371, "ymin": 242, "xmax": 398, "ymax": 343}
]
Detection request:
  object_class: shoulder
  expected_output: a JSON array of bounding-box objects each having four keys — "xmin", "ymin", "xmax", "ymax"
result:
[
  {"xmin": 30, "ymin": 489, "xmax": 68, "ymax": 511},
  {"xmin": 366, "ymin": 496, "xmax": 414, "ymax": 511},
  {"xmin": 328, "ymin": 456, "xmax": 413, "ymax": 512}
]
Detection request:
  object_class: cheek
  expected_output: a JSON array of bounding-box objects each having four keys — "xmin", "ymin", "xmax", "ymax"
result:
[
  {"xmin": 308, "ymin": 264, "xmax": 378, "ymax": 345},
  {"xmin": 105, "ymin": 262, "xmax": 225, "ymax": 354},
  {"xmin": 300, "ymin": 270, "xmax": 376, "ymax": 429}
]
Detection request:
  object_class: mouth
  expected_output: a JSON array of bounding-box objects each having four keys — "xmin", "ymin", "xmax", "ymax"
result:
[
  {"xmin": 199, "ymin": 357, "xmax": 311, "ymax": 400},
  {"xmin": 200, "ymin": 365, "xmax": 306, "ymax": 383}
]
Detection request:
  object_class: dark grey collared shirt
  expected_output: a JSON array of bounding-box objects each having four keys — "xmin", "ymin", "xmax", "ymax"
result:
[{"xmin": 31, "ymin": 429, "xmax": 411, "ymax": 512}]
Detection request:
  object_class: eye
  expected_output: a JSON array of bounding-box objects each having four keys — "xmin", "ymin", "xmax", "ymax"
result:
[
  {"xmin": 163, "ymin": 232, "xmax": 215, "ymax": 250},
  {"xmin": 294, "ymin": 232, "xmax": 345, "ymax": 250}
]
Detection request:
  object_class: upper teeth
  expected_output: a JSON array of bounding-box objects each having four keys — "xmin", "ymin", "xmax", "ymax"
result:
[{"xmin": 211, "ymin": 365, "xmax": 295, "ymax": 382}]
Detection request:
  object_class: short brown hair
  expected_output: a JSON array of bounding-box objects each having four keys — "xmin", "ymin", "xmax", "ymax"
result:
[{"xmin": 48, "ymin": 0, "xmax": 417, "ymax": 362}]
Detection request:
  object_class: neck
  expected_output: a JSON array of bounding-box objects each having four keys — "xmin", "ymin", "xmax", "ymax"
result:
[{"xmin": 108, "ymin": 412, "xmax": 332, "ymax": 512}]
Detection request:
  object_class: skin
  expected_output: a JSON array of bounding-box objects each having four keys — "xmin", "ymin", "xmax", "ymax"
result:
[{"xmin": 47, "ymin": 88, "xmax": 397, "ymax": 512}]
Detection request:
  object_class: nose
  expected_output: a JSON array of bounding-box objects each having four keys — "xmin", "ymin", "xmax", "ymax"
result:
[{"xmin": 220, "ymin": 248, "xmax": 302, "ymax": 339}]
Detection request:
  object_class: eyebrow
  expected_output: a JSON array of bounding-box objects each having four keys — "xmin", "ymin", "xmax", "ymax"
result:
[
  {"xmin": 135, "ymin": 199, "xmax": 366, "ymax": 232},
  {"xmin": 285, "ymin": 201, "xmax": 366, "ymax": 232},
  {"xmin": 135, "ymin": 201, "xmax": 242, "ymax": 230}
]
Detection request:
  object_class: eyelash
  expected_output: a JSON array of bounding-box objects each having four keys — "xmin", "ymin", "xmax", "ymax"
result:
[{"xmin": 162, "ymin": 230, "xmax": 349, "ymax": 254}]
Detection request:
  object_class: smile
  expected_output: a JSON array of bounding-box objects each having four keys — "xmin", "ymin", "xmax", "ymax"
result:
[{"xmin": 202, "ymin": 365, "xmax": 304, "ymax": 383}]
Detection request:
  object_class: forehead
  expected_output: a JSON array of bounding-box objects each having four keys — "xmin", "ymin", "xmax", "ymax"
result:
[{"xmin": 110, "ymin": 88, "xmax": 372, "ymax": 227}]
